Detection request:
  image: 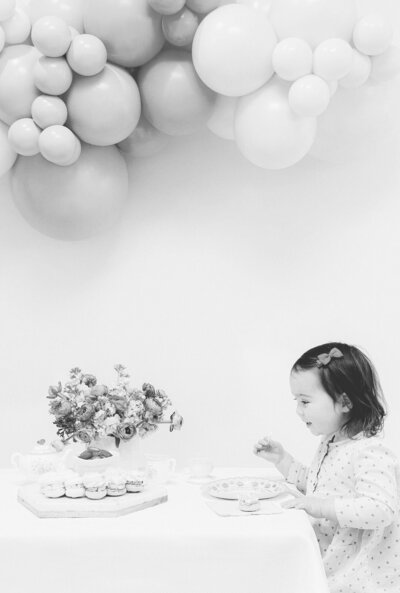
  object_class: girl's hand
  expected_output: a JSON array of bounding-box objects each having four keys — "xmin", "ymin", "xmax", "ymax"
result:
[
  {"xmin": 253, "ymin": 435, "xmax": 285, "ymax": 465},
  {"xmin": 282, "ymin": 496, "xmax": 337, "ymax": 521}
]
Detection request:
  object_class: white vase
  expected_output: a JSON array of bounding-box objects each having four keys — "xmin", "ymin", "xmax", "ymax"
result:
[{"xmin": 117, "ymin": 437, "xmax": 145, "ymax": 472}]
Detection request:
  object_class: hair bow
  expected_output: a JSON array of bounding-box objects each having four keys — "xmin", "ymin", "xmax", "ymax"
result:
[{"xmin": 316, "ymin": 347, "xmax": 343, "ymax": 368}]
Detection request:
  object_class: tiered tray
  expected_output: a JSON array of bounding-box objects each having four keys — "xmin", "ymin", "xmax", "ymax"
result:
[{"xmin": 18, "ymin": 484, "xmax": 168, "ymax": 518}]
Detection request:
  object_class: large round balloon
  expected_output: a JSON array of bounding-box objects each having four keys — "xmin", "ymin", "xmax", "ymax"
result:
[
  {"xmin": 0, "ymin": 45, "xmax": 41, "ymax": 125},
  {"xmin": 234, "ymin": 78, "xmax": 317, "ymax": 169},
  {"xmin": 66, "ymin": 64, "xmax": 141, "ymax": 146},
  {"xmin": 83, "ymin": 0, "xmax": 164, "ymax": 67},
  {"xmin": 28, "ymin": 0, "xmax": 84, "ymax": 32},
  {"xmin": 11, "ymin": 143, "xmax": 129, "ymax": 240},
  {"xmin": 0, "ymin": 121, "xmax": 17, "ymax": 177},
  {"xmin": 309, "ymin": 80, "xmax": 400, "ymax": 163},
  {"xmin": 138, "ymin": 49, "xmax": 215, "ymax": 136},
  {"xmin": 192, "ymin": 4, "xmax": 276, "ymax": 96},
  {"xmin": 269, "ymin": 0, "xmax": 357, "ymax": 48}
]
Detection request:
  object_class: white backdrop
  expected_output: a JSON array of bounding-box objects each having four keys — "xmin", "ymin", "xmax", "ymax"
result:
[{"xmin": 0, "ymin": 0, "xmax": 400, "ymax": 470}]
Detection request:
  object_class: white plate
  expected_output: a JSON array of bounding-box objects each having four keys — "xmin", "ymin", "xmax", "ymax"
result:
[{"xmin": 203, "ymin": 476, "xmax": 286, "ymax": 500}]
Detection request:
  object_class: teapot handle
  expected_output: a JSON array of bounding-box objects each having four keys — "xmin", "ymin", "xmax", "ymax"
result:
[{"xmin": 11, "ymin": 452, "xmax": 22, "ymax": 469}]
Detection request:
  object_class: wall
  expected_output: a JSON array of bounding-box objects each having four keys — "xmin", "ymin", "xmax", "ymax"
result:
[{"xmin": 1, "ymin": 0, "xmax": 400, "ymax": 470}]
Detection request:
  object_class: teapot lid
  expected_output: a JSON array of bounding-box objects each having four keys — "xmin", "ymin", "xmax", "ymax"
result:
[{"xmin": 31, "ymin": 439, "xmax": 57, "ymax": 455}]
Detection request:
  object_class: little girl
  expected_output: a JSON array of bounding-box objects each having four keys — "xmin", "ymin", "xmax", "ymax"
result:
[{"xmin": 254, "ymin": 342, "xmax": 400, "ymax": 593}]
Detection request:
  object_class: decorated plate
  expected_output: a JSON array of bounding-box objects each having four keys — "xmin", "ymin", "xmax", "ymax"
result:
[{"xmin": 203, "ymin": 477, "xmax": 286, "ymax": 500}]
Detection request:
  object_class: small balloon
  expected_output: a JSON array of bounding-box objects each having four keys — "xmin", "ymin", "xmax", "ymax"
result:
[
  {"xmin": 31, "ymin": 15, "xmax": 72, "ymax": 57},
  {"xmin": 370, "ymin": 45, "xmax": 400, "ymax": 83},
  {"xmin": 28, "ymin": 0, "xmax": 84, "ymax": 32},
  {"xmin": 0, "ymin": 0, "xmax": 16, "ymax": 22},
  {"xmin": 67, "ymin": 63, "xmax": 141, "ymax": 146},
  {"xmin": 34, "ymin": 56, "xmax": 73, "ymax": 95},
  {"xmin": 186, "ymin": 0, "xmax": 222, "ymax": 13},
  {"xmin": 0, "ymin": 45, "xmax": 41, "ymax": 125},
  {"xmin": 31, "ymin": 95, "xmax": 68, "ymax": 128},
  {"xmin": 162, "ymin": 8, "xmax": 199, "ymax": 47},
  {"xmin": 2, "ymin": 7, "xmax": 31, "ymax": 44},
  {"xmin": 353, "ymin": 14, "xmax": 393, "ymax": 57},
  {"xmin": 117, "ymin": 115, "xmax": 169, "ymax": 158},
  {"xmin": 269, "ymin": 0, "xmax": 357, "ymax": 48},
  {"xmin": 8, "ymin": 117, "xmax": 41, "ymax": 155},
  {"xmin": 11, "ymin": 143, "xmax": 129, "ymax": 240},
  {"xmin": 234, "ymin": 78, "xmax": 317, "ymax": 169},
  {"xmin": 313, "ymin": 38, "xmax": 354, "ymax": 81},
  {"xmin": 148, "ymin": 0, "xmax": 185, "ymax": 16},
  {"xmin": 272, "ymin": 38, "xmax": 313, "ymax": 82},
  {"xmin": 0, "ymin": 121, "xmax": 17, "ymax": 177},
  {"xmin": 288, "ymin": 75, "xmax": 331, "ymax": 117},
  {"xmin": 192, "ymin": 4, "xmax": 277, "ymax": 96},
  {"xmin": 66, "ymin": 34, "xmax": 107, "ymax": 76},
  {"xmin": 138, "ymin": 49, "xmax": 215, "ymax": 136},
  {"xmin": 38, "ymin": 124, "xmax": 81, "ymax": 165},
  {"xmin": 207, "ymin": 94, "xmax": 237, "ymax": 140},
  {"xmin": 83, "ymin": 0, "xmax": 164, "ymax": 67},
  {"xmin": 339, "ymin": 50, "xmax": 371, "ymax": 89}
]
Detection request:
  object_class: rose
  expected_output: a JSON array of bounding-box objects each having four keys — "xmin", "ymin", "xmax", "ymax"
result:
[
  {"xmin": 82, "ymin": 374, "xmax": 97, "ymax": 387},
  {"xmin": 170, "ymin": 411, "xmax": 183, "ymax": 432},
  {"xmin": 76, "ymin": 429, "xmax": 92, "ymax": 443},
  {"xmin": 77, "ymin": 403, "xmax": 95, "ymax": 422},
  {"xmin": 49, "ymin": 398, "xmax": 72, "ymax": 418},
  {"xmin": 116, "ymin": 422, "xmax": 136, "ymax": 440}
]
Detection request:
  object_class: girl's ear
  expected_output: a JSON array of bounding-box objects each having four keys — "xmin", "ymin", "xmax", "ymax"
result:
[{"xmin": 339, "ymin": 393, "xmax": 353, "ymax": 412}]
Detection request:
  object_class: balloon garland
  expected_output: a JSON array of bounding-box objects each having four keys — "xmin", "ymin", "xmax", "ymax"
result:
[{"xmin": 0, "ymin": 0, "xmax": 399, "ymax": 239}]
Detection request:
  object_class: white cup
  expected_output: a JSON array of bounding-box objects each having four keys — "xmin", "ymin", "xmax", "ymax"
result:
[
  {"xmin": 145, "ymin": 454, "xmax": 176, "ymax": 484},
  {"xmin": 189, "ymin": 457, "xmax": 213, "ymax": 479}
]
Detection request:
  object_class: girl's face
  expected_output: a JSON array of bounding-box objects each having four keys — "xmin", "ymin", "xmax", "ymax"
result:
[{"xmin": 290, "ymin": 368, "xmax": 352, "ymax": 437}]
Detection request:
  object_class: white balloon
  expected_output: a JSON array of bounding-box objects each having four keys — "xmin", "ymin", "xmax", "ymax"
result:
[
  {"xmin": 0, "ymin": 0, "xmax": 16, "ymax": 22},
  {"xmin": 31, "ymin": 15, "xmax": 72, "ymax": 57},
  {"xmin": 339, "ymin": 50, "xmax": 371, "ymax": 89},
  {"xmin": 370, "ymin": 45, "xmax": 400, "ymax": 83},
  {"xmin": 353, "ymin": 14, "xmax": 393, "ymax": 56},
  {"xmin": 0, "ymin": 26, "xmax": 5, "ymax": 52},
  {"xmin": 0, "ymin": 121, "xmax": 17, "ymax": 177},
  {"xmin": 234, "ymin": 78, "xmax": 317, "ymax": 169},
  {"xmin": 192, "ymin": 4, "xmax": 276, "ymax": 96},
  {"xmin": 39, "ymin": 124, "xmax": 81, "ymax": 166},
  {"xmin": 272, "ymin": 38, "xmax": 313, "ymax": 81},
  {"xmin": 313, "ymin": 38, "xmax": 354, "ymax": 81},
  {"xmin": 8, "ymin": 117, "xmax": 41, "ymax": 155},
  {"xmin": 236, "ymin": 0, "xmax": 272, "ymax": 17},
  {"xmin": 289, "ymin": 74, "xmax": 330, "ymax": 117},
  {"xmin": 207, "ymin": 94, "xmax": 238, "ymax": 140},
  {"xmin": 2, "ymin": 7, "xmax": 31, "ymax": 44},
  {"xmin": 31, "ymin": 95, "xmax": 68, "ymax": 128},
  {"xmin": 269, "ymin": 0, "xmax": 357, "ymax": 49}
]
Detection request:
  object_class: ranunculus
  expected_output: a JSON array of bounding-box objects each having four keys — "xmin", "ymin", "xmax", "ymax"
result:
[
  {"xmin": 77, "ymin": 403, "xmax": 95, "ymax": 422},
  {"xmin": 76, "ymin": 429, "xmax": 92, "ymax": 443},
  {"xmin": 47, "ymin": 383, "xmax": 61, "ymax": 398},
  {"xmin": 49, "ymin": 398, "xmax": 72, "ymax": 418},
  {"xmin": 116, "ymin": 422, "xmax": 136, "ymax": 440},
  {"xmin": 90, "ymin": 384, "xmax": 108, "ymax": 398},
  {"xmin": 109, "ymin": 395, "xmax": 128, "ymax": 413},
  {"xmin": 104, "ymin": 415, "xmax": 120, "ymax": 434},
  {"xmin": 138, "ymin": 422, "xmax": 158, "ymax": 438},
  {"xmin": 142, "ymin": 383, "xmax": 156, "ymax": 397},
  {"xmin": 170, "ymin": 411, "xmax": 183, "ymax": 432},
  {"xmin": 144, "ymin": 398, "xmax": 162, "ymax": 416},
  {"xmin": 82, "ymin": 374, "xmax": 97, "ymax": 387}
]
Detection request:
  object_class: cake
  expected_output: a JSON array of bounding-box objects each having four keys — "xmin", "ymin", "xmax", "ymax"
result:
[
  {"xmin": 64, "ymin": 473, "xmax": 85, "ymax": 498},
  {"xmin": 39, "ymin": 472, "xmax": 66, "ymax": 498},
  {"xmin": 83, "ymin": 473, "xmax": 107, "ymax": 499},
  {"xmin": 125, "ymin": 472, "xmax": 145, "ymax": 493},
  {"xmin": 239, "ymin": 495, "xmax": 260, "ymax": 512}
]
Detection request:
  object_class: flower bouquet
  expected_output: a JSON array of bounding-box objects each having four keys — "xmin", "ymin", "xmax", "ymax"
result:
[{"xmin": 47, "ymin": 364, "xmax": 183, "ymax": 460}]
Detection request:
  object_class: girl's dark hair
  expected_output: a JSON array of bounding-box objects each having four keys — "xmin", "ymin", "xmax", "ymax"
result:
[{"xmin": 291, "ymin": 342, "xmax": 387, "ymax": 438}]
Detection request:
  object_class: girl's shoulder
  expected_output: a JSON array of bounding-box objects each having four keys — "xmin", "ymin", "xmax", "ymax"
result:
[{"xmin": 348, "ymin": 434, "xmax": 399, "ymax": 465}]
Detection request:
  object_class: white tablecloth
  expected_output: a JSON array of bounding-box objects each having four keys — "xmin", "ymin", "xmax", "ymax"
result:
[{"xmin": 0, "ymin": 467, "xmax": 329, "ymax": 593}]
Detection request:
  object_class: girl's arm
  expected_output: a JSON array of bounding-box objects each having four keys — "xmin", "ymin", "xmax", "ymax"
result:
[
  {"xmin": 276, "ymin": 452, "xmax": 309, "ymax": 494},
  {"xmin": 334, "ymin": 441, "xmax": 399, "ymax": 529}
]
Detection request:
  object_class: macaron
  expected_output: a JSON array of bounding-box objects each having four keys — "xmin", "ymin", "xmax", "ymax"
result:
[
  {"xmin": 125, "ymin": 472, "xmax": 145, "ymax": 493},
  {"xmin": 39, "ymin": 472, "xmax": 66, "ymax": 498},
  {"xmin": 106, "ymin": 474, "xmax": 127, "ymax": 497},
  {"xmin": 64, "ymin": 473, "xmax": 85, "ymax": 498},
  {"xmin": 83, "ymin": 472, "xmax": 107, "ymax": 500}
]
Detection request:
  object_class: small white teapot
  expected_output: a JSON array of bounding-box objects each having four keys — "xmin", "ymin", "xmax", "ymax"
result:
[{"xmin": 11, "ymin": 439, "xmax": 68, "ymax": 482}]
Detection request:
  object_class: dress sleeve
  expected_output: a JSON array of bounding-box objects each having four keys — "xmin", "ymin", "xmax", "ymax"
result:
[
  {"xmin": 286, "ymin": 459, "xmax": 309, "ymax": 494},
  {"xmin": 334, "ymin": 441, "xmax": 400, "ymax": 529}
]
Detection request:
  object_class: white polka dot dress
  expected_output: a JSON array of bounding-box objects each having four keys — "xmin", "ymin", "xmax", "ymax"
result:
[{"xmin": 286, "ymin": 434, "xmax": 400, "ymax": 593}]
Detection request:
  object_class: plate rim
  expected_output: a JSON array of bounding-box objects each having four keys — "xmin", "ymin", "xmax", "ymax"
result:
[{"xmin": 202, "ymin": 475, "xmax": 286, "ymax": 500}]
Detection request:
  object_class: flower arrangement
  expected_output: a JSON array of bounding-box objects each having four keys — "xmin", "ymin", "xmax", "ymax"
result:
[{"xmin": 47, "ymin": 365, "xmax": 183, "ymax": 458}]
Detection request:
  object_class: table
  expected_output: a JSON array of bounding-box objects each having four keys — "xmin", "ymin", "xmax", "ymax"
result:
[{"xmin": 0, "ymin": 467, "xmax": 329, "ymax": 593}]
